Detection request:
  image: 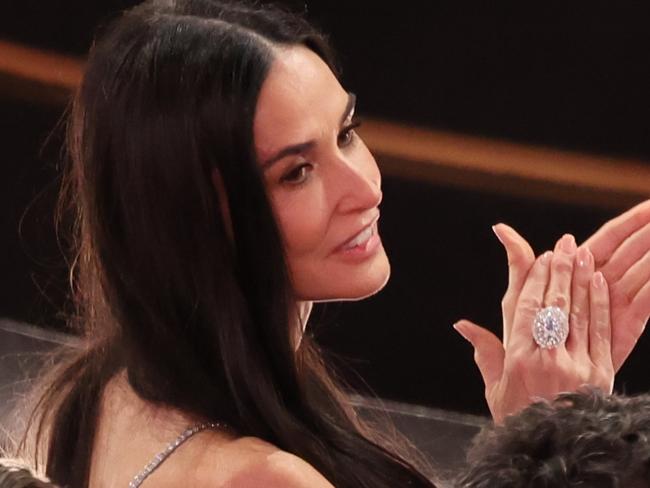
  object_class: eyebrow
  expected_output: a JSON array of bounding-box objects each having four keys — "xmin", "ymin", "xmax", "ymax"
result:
[{"xmin": 261, "ymin": 92, "xmax": 357, "ymax": 170}]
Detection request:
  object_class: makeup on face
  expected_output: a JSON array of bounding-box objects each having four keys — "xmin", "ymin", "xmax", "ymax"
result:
[{"xmin": 253, "ymin": 46, "xmax": 390, "ymax": 301}]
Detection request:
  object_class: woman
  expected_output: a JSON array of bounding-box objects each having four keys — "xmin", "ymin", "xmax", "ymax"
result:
[{"xmin": 21, "ymin": 1, "xmax": 650, "ymax": 487}]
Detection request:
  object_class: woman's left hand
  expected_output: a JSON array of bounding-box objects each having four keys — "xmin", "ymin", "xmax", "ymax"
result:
[{"xmin": 455, "ymin": 230, "xmax": 614, "ymax": 423}]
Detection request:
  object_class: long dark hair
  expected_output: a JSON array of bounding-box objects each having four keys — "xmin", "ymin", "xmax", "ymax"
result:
[{"xmin": 24, "ymin": 1, "xmax": 437, "ymax": 486}]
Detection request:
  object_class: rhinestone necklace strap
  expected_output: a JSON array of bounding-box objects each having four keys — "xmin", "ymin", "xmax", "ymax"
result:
[{"xmin": 128, "ymin": 422, "xmax": 222, "ymax": 488}]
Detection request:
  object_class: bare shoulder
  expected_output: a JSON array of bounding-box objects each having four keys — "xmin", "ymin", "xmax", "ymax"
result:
[
  {"xmin": 225, "ymin": 448, "xmax": 335, "ymax": 488},
  {"xmin": 194, "ymin": 436, "xmax": 334, "ymax": 488},
  {"xmin": 93, "ymin": 376, "xmax": 332, "ymax": 487}
]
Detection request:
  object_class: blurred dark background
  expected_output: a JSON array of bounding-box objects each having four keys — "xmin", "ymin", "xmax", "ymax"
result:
[{"xmin": 1, "ymin": 1, "xmax": 649, "ymax": 417}]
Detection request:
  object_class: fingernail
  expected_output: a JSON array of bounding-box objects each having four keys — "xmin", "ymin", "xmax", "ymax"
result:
[
  {"xmin": 560, "ymin": 234, "xmax": 577, "ymax": 253},
  {"xmin": 576, "ymin": 247, "xmax": 592, "ymax": 268},
  {"xmin": 540, "ymin": 250, "xmax": 553, "ymax": 265},
  {"xmin": 593, "ymin": 271, "xmax": 606, "ymax": 288},
  {"xmin": 453, "ymin": 322, "xmax": 471, "ymax": 343},
  {"xmin": 492, "ymin": 224, "xmax": 505, "ymax": 245}
]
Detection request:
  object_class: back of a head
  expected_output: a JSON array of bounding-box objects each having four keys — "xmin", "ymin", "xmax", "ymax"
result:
[{"xmin": 456, "ymin": 389, "xmax": 650, "ymax": 488}]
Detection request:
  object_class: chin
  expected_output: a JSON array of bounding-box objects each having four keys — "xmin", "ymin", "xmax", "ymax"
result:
[
  {"xmin": 299, "ymin": 255, "xmax": 392, "ymax": 303},
  {"xmin": 339, "ymin": 263, "xmax": 391, "ymax": 301}
]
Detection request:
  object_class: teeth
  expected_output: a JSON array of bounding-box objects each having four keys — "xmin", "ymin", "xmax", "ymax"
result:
[{"xmin": 343, "ymin": 224, "xmax": 373, "ymax": 250}]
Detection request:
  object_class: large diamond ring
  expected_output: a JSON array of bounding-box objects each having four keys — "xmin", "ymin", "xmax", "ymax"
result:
[{"xmin": 532, "ymin": 306, "xmax": 569, "ymax": 349}]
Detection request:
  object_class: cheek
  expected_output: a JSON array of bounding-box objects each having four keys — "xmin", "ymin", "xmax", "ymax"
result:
[{"xmin": 271, "ymin": 182, "xmax": 330, "ymax": 258}]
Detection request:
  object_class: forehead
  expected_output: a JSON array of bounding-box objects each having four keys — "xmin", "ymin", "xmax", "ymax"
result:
[{"xmin": 253, "ymin": 45, "xmax": 348, "ymax": 159}]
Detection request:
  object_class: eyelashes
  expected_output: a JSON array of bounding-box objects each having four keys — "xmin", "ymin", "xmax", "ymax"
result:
[
  {"xmin": 280, "ymin": 162, "xmax": 313, "ymax": 185},
  {"xmin": 279, "ymin": 118, "xmax": 363, "ymax": 186},
  {"xmin": 338, "ymin": 118, "xmax": 362, "ymax": 147}
]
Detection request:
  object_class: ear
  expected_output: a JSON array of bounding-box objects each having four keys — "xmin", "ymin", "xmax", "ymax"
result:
[{"xmin": 211, "ymin": 168, "xmax": 234, "ymax": 242}]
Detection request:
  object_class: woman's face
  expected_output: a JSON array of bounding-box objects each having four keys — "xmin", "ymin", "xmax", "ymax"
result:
[{"xmin": 253, "ymin": 45, "xmax": 390, "ymax": 301}]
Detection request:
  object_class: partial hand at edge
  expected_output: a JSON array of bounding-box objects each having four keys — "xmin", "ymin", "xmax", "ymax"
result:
[{"xmin": 582, "ymin": 199, "xmax": 650, "ymax": 371}]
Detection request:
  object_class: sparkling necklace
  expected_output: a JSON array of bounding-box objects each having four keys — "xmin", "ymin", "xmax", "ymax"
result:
[{"xmin": 128, "ymin": 422, "xmax": 223, "ymax": 488}]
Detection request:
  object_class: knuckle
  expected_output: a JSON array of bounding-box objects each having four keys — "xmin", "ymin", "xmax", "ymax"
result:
[
  {"xmin": 518, "ymin": 296, "xmax": 543, "ymax": 312},
  {"xmin": 593, "ymin": 317, "xmax": 610, "ymax": 331},
  {"xmin": 547, "ymin": 294, "xmax": 569, "ymax": 310},
  {"xmin": 509, "ymin": 253, "xmax": 534, "ymax": 268},
  {"xmin": 569, "ymin": 311, "xmax": 587, "ymax": 330},
  {"xmin": 502, "ymin": 297, "xmax": 515, "ymax": 316},
  {"xmin": 573, "ymin": 275, "xmax": 591, "ymax": 290},
  {"xmin": 592, "ymin": 294, "xmax": 611, "ymax": 310},
  {"xmin": 552, "ymin": 259, "xmax": 574, "ymax": 275},
  {"xmin": 473, "ymin": 349, "xmax": 482, "ymax": 364}
]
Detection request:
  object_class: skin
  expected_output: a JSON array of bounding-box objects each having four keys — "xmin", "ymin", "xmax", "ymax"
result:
[
  {"xmin": 456, "ymin": 232, "xmax": 613, "ymax": 423},
  {"xmin": 457, "ymin": 213, "xmax": 650, "ymax": 422},
  {"xmin": 90, "ymin": 45, "xmax": 650, "ymax": 488},
  {"xmin": 253, "ymin": 46, "xmax": 390, "ymax": 302},
  {"xmin": 248, "ymin": 45, "xmax": 650, "ymax": 424}
]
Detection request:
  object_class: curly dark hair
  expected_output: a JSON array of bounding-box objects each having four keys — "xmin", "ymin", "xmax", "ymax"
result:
[
  {"xmin": 456, "ymin": 389, "xmax": 650, "ymax": 488},
  {"xmin": 0, "ymin": 460, "xmax": 57, "ymax": 488}
]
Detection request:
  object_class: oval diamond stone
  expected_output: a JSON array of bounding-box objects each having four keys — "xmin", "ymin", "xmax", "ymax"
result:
[{"xmin": 532, "ymin": 306, "xmax": 569, "ymax": 349}]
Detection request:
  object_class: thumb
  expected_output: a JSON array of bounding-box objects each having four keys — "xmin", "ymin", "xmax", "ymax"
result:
[{"xmin": 454, "ymin": 319, "xmax": 505, "ymax": 390}]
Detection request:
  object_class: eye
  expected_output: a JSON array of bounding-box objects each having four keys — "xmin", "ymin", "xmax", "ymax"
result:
[
  {"xmin": 338, "ymin": 119, "xmax": 362, "ymax": 147},
  {"xmin": 280, "ymin": 163, "xmax": 313, "ymax": 185}
]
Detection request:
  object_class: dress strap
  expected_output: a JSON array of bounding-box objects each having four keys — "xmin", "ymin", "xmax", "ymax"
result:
[{"xmin": 128, "ymin": 422, "xmax": 222, "ymax": 488}]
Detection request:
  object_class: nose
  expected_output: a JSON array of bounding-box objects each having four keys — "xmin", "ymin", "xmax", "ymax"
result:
[{"xmin": 332, "ymin": 151, "xmax": 382, "ymax": 214}]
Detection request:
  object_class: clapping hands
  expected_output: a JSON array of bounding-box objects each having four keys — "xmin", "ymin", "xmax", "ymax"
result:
[{"xmin": 455, "ymin": 200, "xmax": 650, "ymax": 423}]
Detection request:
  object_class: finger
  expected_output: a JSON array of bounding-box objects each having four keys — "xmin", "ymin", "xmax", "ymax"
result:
[
  {"xmin": 610, "ymin": 278, "xmax": 650, "ymax": 372},
  {"xmin": 566, "ymin": 246, "xmax": 594, "ymax": 357},
  {"xmin": 607, "ymin": 249, "xmax": 650, "ymax": 372},
  {"xmin": 454, "ymin": 320, "xmax": 504, "ymax": 390},
  {"xmin": 544, "ymin": 234, "xmax": 577, "ymax": 316},
  {"xmin": 626, "ymin": 275, "xmax": 650, "ymax": 327},
  {"xmin": 492, "ymin": 223, "xmax": 535, "ymax": 345},
  {"xmin": 510, "ymin": 251, "xmax": 553, "ymax": 349},
  {"xmin": 613, "ymin": 249, "xmax": 650, "ymax": 306},
  {"xmin": 589, "ymin": 272, "xmax": 613, "ymax": 376},
  {"xmin": 583, "ymin": 199, "xmax": 650, "ymax": 267},
  {"xmin": 599, "ymin": 221, "xmax": 650, "ymax": 283}
]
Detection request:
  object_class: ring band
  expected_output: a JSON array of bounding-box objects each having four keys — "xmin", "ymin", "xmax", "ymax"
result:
[{"xmin": 532, "ymin": 306, "xmax": 569, "ymax": 349}]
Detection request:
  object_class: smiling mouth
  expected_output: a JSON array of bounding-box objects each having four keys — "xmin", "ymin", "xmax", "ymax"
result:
[{"xmin": 341, "ymin": 222, "xmax": 376, "ymax": 250}]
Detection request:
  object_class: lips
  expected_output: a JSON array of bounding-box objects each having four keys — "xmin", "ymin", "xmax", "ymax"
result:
[
  {"xmin": 336, "ymin": 213, "xmax": 380, "ymax": 252},
  {"xmin": 342, "ymin": 222, "xmax": 375, "ymax": 250}
]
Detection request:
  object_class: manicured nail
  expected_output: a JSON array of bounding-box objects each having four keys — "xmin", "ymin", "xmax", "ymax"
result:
[
  {"xmin": 560, "ymin": 234, "xmax": 577, "ymax": 253},
  {"xmin": 540, "ymin": 251, "xmax": 553, "ymax": 265},
  {"xmin": 593, "ymin": 271, "xmax": 606, "ymax": 288},
  {"xmin": 492, "ymin": 224, "xmax": 505, "ymax": 245},
  {"xmin": 576, "ymin": 247, "xmax": 592, "ymax": 268},
  {"xmin": 453, "ymin": 322, "xmax": 471, "ymax": 343}
]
